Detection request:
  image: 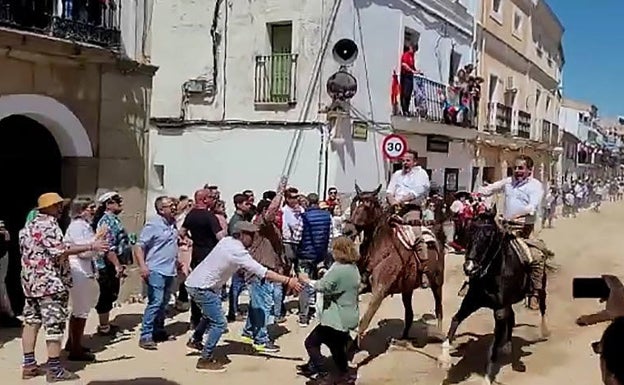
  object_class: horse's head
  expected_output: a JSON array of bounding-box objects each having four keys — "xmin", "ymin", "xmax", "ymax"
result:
[
  {"xmin": 349, "ymin": 183, "xmax": 383, "ymax": 229},
  {"xmin": 463, "ymin": 209, "xmax": 502, "ymax": 277}
]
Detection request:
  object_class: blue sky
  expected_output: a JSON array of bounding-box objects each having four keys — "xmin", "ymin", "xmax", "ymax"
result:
[{"xmin": 547, "ymin": 0, "xmax": 622, "ymax": 117}]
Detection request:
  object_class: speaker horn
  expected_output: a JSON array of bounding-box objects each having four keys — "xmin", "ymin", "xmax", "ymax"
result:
[{"xmin": 332, "ymin": 39, "xmax": 358, "ymax": 66}]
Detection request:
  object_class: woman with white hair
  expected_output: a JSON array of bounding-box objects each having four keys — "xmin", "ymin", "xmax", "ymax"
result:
[{"xmin": 63, "ymin": 196, "xmax": 99, "ymax": 361}]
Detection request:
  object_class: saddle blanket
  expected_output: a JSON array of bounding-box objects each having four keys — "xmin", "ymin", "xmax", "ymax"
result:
[
  {"xmin": 510, "ymin": 237, "xmax": 551, "ymax": 264},
  {"xmin": 394, "ymin": 225, "xmax": 436, "ymax": 250}
]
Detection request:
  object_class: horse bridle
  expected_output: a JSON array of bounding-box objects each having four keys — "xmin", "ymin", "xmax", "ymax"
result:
[{"xmin": 468, "ymin": 223, "xmax": 504, "ymax": 279}]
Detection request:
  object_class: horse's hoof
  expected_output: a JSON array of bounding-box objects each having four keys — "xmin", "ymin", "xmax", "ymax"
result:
[{"xmin": 389, "ymin": 338, "xmax": 409, "ymax": 348}]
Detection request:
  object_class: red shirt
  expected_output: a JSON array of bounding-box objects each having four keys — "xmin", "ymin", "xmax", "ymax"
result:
[{"xmin": 401, "ymin": 52, "xmax": 414, "ymax": 74}]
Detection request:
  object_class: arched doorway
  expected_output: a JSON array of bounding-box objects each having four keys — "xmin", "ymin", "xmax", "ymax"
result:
[
  {"xmin": 0, "ymin": 94, "xmax": 93, "ymax": 315},
  {"xmin": 0, "ymin": 115, "xmax": 63, "ymax": 313}
]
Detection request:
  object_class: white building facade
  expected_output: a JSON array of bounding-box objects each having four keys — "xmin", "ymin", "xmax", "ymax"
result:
[{"xmin": 148, "ymin": 0, "xmax": 476, "ymax": 210}]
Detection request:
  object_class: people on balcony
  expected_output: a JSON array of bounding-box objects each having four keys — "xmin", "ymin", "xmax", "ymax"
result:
[{"xmin": 400, "ymin": 44, "xmax": 422, "ymax": 116}]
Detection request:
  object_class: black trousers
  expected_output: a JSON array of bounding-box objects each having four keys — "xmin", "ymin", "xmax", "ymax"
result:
[
  {"xmin": 400, "ymin": 73, "xmax": 413, "ymax": 115},
  {"xmin": 95, "ymin": 264, "xmax": 120, "ymax": 315},
  {"xmin": 304, "ymin": 325, "xmax": 352, "ymax": 373}
]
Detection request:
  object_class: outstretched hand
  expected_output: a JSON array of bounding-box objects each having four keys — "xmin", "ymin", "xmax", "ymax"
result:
[{"xmin": 576, "ymin": 275, "xmax": 624, "ymax": 326}]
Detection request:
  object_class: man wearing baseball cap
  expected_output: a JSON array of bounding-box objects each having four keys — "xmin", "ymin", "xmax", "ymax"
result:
[
  {"xmin": 19, "ymin": 193, "xmax": 108, "ymax": 381},
  {"xmin": 185, "ymin": 220, "xmax": 303, "ymax": 373}
]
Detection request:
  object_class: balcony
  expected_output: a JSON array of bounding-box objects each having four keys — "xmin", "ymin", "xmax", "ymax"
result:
[
  {"xmin": 542, "ymin": 120, "xmax": 552, "ymax": 144},
  {"xmin": 0, "ymin": 0, "xmax": 121, "ymax": 49},
  {"xmin": 517, "ymin": 110, "xmax": 531, "ymax": 139},
  {"xmin": 254, "ymin": 53, "xmax": 298, "ymax": 106},
  {"xmin": 487, "ymin": 102, "xmax": 512, "ymax": 135},
  {"xmin": 390, "ymin": 75, "xmax": 479, "ymax": 140}
]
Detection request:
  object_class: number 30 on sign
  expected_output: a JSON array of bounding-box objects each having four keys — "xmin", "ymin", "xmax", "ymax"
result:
[{"xmin": 382, "ymin": 134, "xmax": 407, "ymax": 160}]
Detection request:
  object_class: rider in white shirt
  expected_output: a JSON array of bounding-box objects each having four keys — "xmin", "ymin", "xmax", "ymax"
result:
[
  {"xmin": 478, "ymin": 155, "xmax": 546, "ymax": 310},
  {"xmin": 386, "ymin": 149, "xmax": 431, "ymax": 287}
]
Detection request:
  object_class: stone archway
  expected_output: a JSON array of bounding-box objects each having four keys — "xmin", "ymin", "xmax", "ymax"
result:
[
  {"xmin": 0, "ymin": 94, "xmax": 93, "ymax": 157},
  {"xmin": 0, "ymin": 94, "xmax": 94, "ymax": 314}
]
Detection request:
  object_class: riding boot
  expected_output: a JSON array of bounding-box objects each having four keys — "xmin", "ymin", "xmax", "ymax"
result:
[{"xmin": 527, "ymin": 259, "xmax": 545, "ymax": 311}]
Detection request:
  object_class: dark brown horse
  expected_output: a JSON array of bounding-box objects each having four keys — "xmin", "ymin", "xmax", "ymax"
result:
[{"xmin": 345, "ymin": 184, "xmax": 446, "ymax": 344}]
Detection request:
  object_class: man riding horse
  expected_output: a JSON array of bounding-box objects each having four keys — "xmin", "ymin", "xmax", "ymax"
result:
[
  {"xmin": 469, "ymin": 154, "xmax": 549, "ymax": 310},
  {"xmin": 385, "ymin": 149, "xmax": 431, "ymax": 288}
]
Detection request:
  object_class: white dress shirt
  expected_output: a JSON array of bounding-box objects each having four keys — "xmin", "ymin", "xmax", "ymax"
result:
[
  {"xmin": 185, "ymin": 236, "xmax": 268, "ymax": 290},
  {"xmin": 64, "ymin": 218, "xmax": 98, "ymax": 280},
  {"xmin": 386, "ymin": 166, "xmax": 431, "ymax": 204},
  {"xmin": 479, "ymin": 176, "xmax": 544, "ymax": 224}
]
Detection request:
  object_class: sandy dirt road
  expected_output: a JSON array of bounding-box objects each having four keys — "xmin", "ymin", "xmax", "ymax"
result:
[{"xmin": 0, "ymin": 203, "xmax": 621, "ymax": 385}]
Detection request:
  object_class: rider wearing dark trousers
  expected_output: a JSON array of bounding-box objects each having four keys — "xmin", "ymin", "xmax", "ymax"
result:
[{"xmin": 474, "ymin": 155, "xmax": 547, "ymax": 310}]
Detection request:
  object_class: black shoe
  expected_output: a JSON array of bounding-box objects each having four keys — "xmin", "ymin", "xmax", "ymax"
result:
[
  {"xmin": 153, "ymin": 332, "xmax": 176, "ymax": 342},
  {"xmin": 138, "ymin": 339, "xmax": 158, "ymax": 350},
  {"xmin": 296, "ymin": 362, "xmax": 327, "ymax": 377}
]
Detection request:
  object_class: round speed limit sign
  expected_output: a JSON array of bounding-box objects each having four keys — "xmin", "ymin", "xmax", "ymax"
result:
[{"xmin": 382, "ymin": 134, "xmax": 407, "ymax": 159}]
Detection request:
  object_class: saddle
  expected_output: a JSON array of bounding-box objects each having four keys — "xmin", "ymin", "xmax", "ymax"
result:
[{"xmin": 394, "ymin": 225, "xmax": 437, "ymax": 249}]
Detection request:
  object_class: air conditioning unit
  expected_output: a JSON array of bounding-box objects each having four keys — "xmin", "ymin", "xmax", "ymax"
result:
[{"xmin": 183, "ymin": 78, "xmax": 212, "ymax": 95}]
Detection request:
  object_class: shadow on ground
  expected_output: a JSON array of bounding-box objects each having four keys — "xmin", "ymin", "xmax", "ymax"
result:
[
  {"xmin": 441, "ymin": 332, "xmax": 545, "ymax": 385},
  {"xmin": 65, "ymin": 314, "xmax": 188, "ymax": 373},
  {"xmin": 357, "ymin": 315, "xmax": 443, "ymax": 367},
  {"xmin": 87, "ymin": 378, "xmax": 180, "ymax": 385},
  {"xmin": 0, "ymin": 325, "xmax": 21, "ymax": 348}
]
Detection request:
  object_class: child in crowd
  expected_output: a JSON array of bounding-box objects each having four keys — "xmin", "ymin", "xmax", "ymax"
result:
[{"xmin": 297, "ymin": 236, "xmax": 360, "ymax": 384}]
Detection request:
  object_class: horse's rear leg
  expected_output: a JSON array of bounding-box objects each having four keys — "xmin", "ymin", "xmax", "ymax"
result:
[{"xmin": 438, "ymin": 286, "xmax": 481, "ymax": 368}]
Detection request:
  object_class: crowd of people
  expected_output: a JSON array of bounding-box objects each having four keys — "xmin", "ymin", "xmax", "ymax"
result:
[{"xmin": 2, "ymin": 150, "xmax": 624, "ymax": 384}]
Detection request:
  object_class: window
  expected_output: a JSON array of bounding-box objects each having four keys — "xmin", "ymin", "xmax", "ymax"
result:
[
  {"xmin": 404, "ymin": 28, "xmax": 420, "ymax": 49},
  {"xmin": 490, "ymin": 0, "xmax": 503, "ymax": 24},
  {"xmin": 153, "ymin": 164, "xmax": 165, "ymax": 188},
  {"xmin": 546, "ymin": 96, "xmax": 551, "ymax": 114},
  {"xmin": 267, "ymin": 22, "xmax": 293, "ymax": 103},
  {"xmin": 426, "ymin": 136, "xmax": 450, "ymax": 153},
  {"xmin": 492, "ymin": 0, "xmax": 502, "ymax": 14},
  {"xmin": 488, "ymin": 74, "xmax": 499, "ymax": 101},
  {"xmin": 449, "ymin": 50, "xmax": 462, "ymax": 84},
  {"xmin": 512, "ymin": 11, "xmax": 523, "ymax": 38}
]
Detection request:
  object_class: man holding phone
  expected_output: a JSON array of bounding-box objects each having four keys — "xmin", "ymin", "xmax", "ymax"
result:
[{"xmin": 477, "ymin": 155, "xmax": 549, "ymax": 310}]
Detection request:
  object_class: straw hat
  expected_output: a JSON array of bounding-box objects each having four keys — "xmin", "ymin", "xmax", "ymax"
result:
[{"xmin": 36, "ymin": 193, "xmax": 69, "ymax": 209}]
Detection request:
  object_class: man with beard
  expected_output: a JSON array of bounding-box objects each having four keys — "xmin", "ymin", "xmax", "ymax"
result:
[{"xmin": 386, "ymin": 149, "xmax": 431, "ymax": 288}]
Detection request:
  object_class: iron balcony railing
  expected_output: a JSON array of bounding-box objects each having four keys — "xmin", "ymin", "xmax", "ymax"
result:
[
  {"xmin": 542, "ymin": 120, "xmax": 552, "ymax": 144},
  {"xmin": 0, "ymin": 0, "xmax": 121, "ymax": 49},
  {"xmin": 254, "ymin": 53, "xmax": 298, "ymax": 105},
  {"xmin": 394, "ymin": 75, "xmax": 478, "ymax": 128},
  {"xmin": 487, "ymin": 102, "xmax": 512, "ymax": 134},
  {"xmin": 517, "ymin": 110, "xmax": 531, "ymax": 138}
]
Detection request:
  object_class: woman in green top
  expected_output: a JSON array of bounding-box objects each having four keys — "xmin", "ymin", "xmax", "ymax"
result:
[{"xmin": 297, "ymin": 236, "xmax": 360, "ymax": 382}]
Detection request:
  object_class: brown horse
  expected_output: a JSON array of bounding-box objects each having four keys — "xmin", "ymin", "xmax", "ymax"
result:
[{"xmin": 346, "ymin": 184, "xmax": 446, "ymax": 345}]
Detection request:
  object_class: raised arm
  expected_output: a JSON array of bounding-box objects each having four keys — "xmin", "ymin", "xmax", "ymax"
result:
[{"xmin": 478, "ymin": 178, "xmax": 508, "ymax": 197}]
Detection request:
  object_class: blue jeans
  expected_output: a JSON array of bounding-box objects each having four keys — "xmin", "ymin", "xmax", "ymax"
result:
[
  {"xmin": 187, "ymin": 286, "xmax": 227, "ymax": 359},
  {"xmin": 242, "ymin": 278, "xmax": 274, "ymax": 345},
  {"xmin": 271, "ymin": 282, "xmax": 283, "ymax": 322},
  {"xmin": 227, "ymin": 271, "xmax": 247, "ymax": 317},
  {"xmin": 140, "ymin": 271, "xmax": 175, "ymax": 341},
  {"xmin": 297, "ymin": 260, "xmax": 318, "ymax": 322}
]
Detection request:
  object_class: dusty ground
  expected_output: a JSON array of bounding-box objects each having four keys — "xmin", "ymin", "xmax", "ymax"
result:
[{"xmin": 0, "ymin": 203, "xmax": 621, "ymax": 385}]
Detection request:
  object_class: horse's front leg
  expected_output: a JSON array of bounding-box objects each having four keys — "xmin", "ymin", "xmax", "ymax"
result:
[
  {"xmin": 483, "ymin": 307, "xmax": 513, "ymax": 385},
  {"xmin": 437, "ymin": 286, "xmax": 482, "ymax": 369},
  {"xmin": 400, "ymin": 291, "xmax": 414, "ymax": 340},
  {"xmin": 356, "ymin": 286, "xmax": 387, "ymax": 349}
]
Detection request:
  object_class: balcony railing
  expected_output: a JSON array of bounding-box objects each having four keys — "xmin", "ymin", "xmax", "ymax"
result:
[
  {"xmin": 0, "ymin": 0, "xmax": 121, "ymax": 49},
  {"xmin": 393, "ymin": 75, "xmax": 477, "ymax": 128},
  {"xmin": 542, "ymin": 120, "xmax": 552, "ymax": 144},
  {"xmin": 254, "ymin": 53, "xmax": 298, "ymax": 105},
  {"xmin": 517, "ymin": 110, "xmax": 531, "ymax": 138},
  {"xmin": 551, "ymin": 123, "xmax": 560, "ymax": 145},
  {"xmin": 487, "ymin": 102, "xmax": 512, "ymax": 134}
]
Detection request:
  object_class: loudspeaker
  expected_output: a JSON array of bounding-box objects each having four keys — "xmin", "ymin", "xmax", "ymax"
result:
[{"xmin": 332, "ymin": 39, "xmax": 358, "ymax": 66}]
